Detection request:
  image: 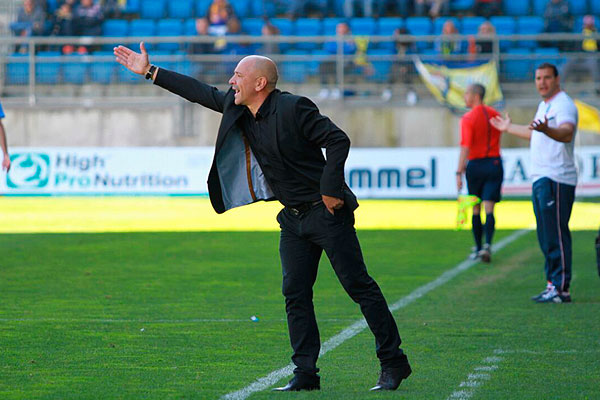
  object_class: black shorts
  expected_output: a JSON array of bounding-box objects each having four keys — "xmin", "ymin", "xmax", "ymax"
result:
[{"xmin": 466, "ymin": 157, "xmax": 504, "ymax": 202}]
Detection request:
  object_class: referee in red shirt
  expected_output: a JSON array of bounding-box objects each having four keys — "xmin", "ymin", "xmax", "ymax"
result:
[{"xmin": 456, "ymin": 84, "xmax": 503, "ymax": 262}]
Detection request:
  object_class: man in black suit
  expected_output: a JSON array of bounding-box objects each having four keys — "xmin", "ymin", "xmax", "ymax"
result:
[{"xmin": 113, "ymin": 42, "xmax": 412, "ymax": 392}]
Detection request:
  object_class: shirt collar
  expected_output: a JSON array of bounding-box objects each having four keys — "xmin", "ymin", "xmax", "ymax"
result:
[{"xmin": 254, "ymin": 90, "xmax": 278, "ymax": 120}]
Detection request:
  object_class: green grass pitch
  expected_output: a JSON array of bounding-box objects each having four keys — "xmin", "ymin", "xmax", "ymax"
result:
[{"xmin": 1, "ymin": 229, "xmax": 599, "ymax": 399}]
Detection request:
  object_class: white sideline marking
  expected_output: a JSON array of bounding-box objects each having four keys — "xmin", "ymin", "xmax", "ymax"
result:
[
  {"xmin": 447, "ymin": 349, "xmax": 505, "ymax": 400},
  {"xmin": 220, "ymin": 229, "xmax": 530, "ymax": 400},
  {"xmin": 0, "ymin": 317, "xmax": 356, "ymax": 324}
]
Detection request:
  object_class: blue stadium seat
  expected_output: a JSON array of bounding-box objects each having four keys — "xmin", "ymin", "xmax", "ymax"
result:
[
  {"xmin": 433, "ymin": 17, "xmax": 461, "ymax": 35},
  {"xmin": 503, "ymin": 0, "xmax": 530, "ymax": 15},
  {"xmin": 47, "ymin": 0, "xmax": 57, "ymax": 13},
  {"xmin": 592, "ymin": 0, "xmax": 600, "ymax": 14},
  {"xmin": 140, "ymin": 0, "xmax": 166, "ymax": 19},
  {"xmin": 185, "ymin": 18, "xmax": 197, "ymax": 35},
  {"xmin": 36, "ymin": 51, "xmax": 61, "ymax": 84},
  {"xmin": 6, "ymin": 54, "xmax": 29, "ymax": 85},
  {"xmin": 123, "ymin": 0, "xmax": 141, "ymax": 14},
  {"xmin": 323, "ymin": 18, "xmax": 344, "ymax": 35},
  {"xmin": 242, "ymin": 18, "xmax": 264, "ymax": 36},
  {"xmin": 90, "ymin": 51, "xmax": 115, "ymax": 84},
  {"xmin": 349, "ymin": 18, "xmax": 377, "ymax": 35},
  {"xmin": 103, "ymin": 19, "xmax": 128, "ymax": 37},
  {"xmin": 405, "ymin": 17, "xmax": 433, "ymax": 50},
  {"xmin": 534, "ymin": 47, "xmax": 564, "ymax": 68},
  {"xmin": 461, "ymin": 16, "xmax": 486, "ymax": 35},
  {"xmin": 517, "ymin": 16, "xmax": 544, "ymax": 48},
  {"xmin": 229, "ymin": 0, "xmax": 250, "ymax": 18},
  {"xmin": 451, "ymin": 0, "xmax": 475, "ymax": 12},
  {"xmin": 271, "ymin": 18, "xmax": 294, "ymax": 52},
  {"xmin": 250, "ymin": 0, "xmax": 277, "ymax": 18},
  {"xmin": 196, "ymin": 0, "xmax": 212, "ymax": 17},
  {"xmin": 157, "ymin": 19, "xmax": 184, "ymax": 51},
  {"xmin": 502, "ymin": 47, "xmax": 532, "ymax": 81},
  {"xmin": 568, "ymin": 0, "xmax": 588, "ymax": 15},
  {"xmin": 63, "ymin": 54, "xmax": 88, "ymax": 84},
  {"xmin": 129, "ymin": 19, "xmax": 157, "ymax": 36},
  {"xmin": 295, "ymin": 18, "xmax": 322, "ymax": 51},
  {"xmin": 281, "ymin": 50, "xmax": 309, "ymax": 84},
  {"xmin": 172, "ymin": 52, "xmax": 192, "ymax": 76},
  {"xmin": 490, "ymin": 16, "xmax": 516, "ymax": 50},
  {"xmin": 309, "ymin": 49, "xmax": 327, "ymax": 75},
  {"xmin": 377, "ymin": 17, "xmax": 404, "ymax": 35},
  {"xmin": 366, "ymin": 49, "xmax": 393, "ymax": 83},
  {"xmin": 168, "ymin": 0, "xmax": 194, "ymax": 19},
  {"xmin": 532, "ymin": 0, "xmax": 549, "ymax": 15}
]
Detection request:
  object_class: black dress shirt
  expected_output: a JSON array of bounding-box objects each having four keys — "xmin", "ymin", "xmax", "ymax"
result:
[{"xmin": 239, "ymin": 90, "xmax": 322, "ymax": 207}]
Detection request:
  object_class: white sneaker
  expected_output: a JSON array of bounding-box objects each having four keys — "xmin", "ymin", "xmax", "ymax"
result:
[
  {"xmin": 478, "ymin": 243, "xmax": 491, "ymax": 263},
  {"xmin": 318, "ymin": 88, "xmax": 330, "ymax": 100}
]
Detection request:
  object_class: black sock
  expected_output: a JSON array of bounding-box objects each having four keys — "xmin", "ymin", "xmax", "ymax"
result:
[
  {"xmin": 485, "ymin": 213, "xmax": 495, "ymax": 246},
  {"xmin": 472, "ymin": 214, "xmax": 483, "ymax": 250}
]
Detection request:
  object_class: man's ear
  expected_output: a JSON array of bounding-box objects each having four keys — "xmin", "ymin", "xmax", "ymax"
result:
[{"xmin": 256, "ymin": 76, "xmax": 268, "ymax": 91}]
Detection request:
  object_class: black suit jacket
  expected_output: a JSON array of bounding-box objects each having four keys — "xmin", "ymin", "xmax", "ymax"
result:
[{"xmin": 154, "ymin": 68, "xmax": 358, "ymax": 214}]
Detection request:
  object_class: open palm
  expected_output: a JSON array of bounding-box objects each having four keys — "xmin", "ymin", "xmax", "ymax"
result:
[
  {"xmin": 490, "ymin": 113, "xmax": 511, "ymax": 132},
  {"xmin": 114, "ymin": 42, "xmax": 150, "ymax": 75}
]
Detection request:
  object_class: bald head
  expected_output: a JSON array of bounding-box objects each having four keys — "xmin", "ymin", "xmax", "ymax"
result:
[{"xmin": 240, "ymin": 55, "xmax": 279, "ymax": 91}]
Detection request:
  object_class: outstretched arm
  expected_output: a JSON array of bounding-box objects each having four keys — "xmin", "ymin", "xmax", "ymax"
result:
[
  {"xmin": 456, "ymin": 146, "xmax": 469, "ymax": 191},
  {"xmin": 114, "ymin": 42, "xmax": 227, "ymax": 113},
  {"xmin": 490, "ymin": 113, "xmax": 532, "ymax": 140},
  {"xmin": 529, "ymin": 117, "xmax": 575, "ymax": 143},
  {"xmin": 0, "ymin": 120, "xmax": 9, "ymax": 172}
]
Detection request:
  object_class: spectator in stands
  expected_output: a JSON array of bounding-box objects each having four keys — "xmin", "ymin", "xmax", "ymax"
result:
[
  {"xmin": 343, "ymin": 0, "xmax": 375, "ymax": 18},
  {"xmin": 287, "ymin": 0, "xmax": 328, "ymax": 18},
  {"xmin": 469, "ymin": 20, "xmax": 495, "ymax": 55},
  {"xmin": 414, "ymin": 0, "xmax": 449, "ymax": 18},
  {"xmin": 221, "ymin": 17, "xmax": 251, "ymax": 55},
  {"xmin": 11, "ymin": 0, "xmax": 47, "ymax": 40},
  {"xmin": 253, "ymin": 0, "xmax": 289, "ymax": 18},
  {"xmin": 435, "ymin": 20, "xmax": 465, "ymax": 58},
  {"xmin": 561, "ymin": 15, "xmax": 600, "ymax": 90},
  {"xmin": 257, "ymin": 21, "xmax": 281, "ymax": 55},
  {"xmin": 73, "ymin": 0, "xmax": 104, "ymax": 36},
  {"xmin": 382, "ymin": 27, "xmax": 417, "ymax": 102},
  {"xmin": 206, "ymin": 0, "xmax": 235, "ymax": 36},
  {"xmin": 319, "ymin": 22, "xmax": 372, "ymax": 99},
  {"xmin": 381, "ymin": 0, "xmax": 410, "ymax": 16},
  {"xmin": 50, "ymin": 2, "xmax": 74, "ymax": 37},
  {"xmin": 190, "ymin": 17, "xmax": 215, "ymax": 54},
  {"xmin": 544, "ymin": 0, "xmax": 571, "ymax": 33},
  {"xmin": 101, "ymin": 0, "xmax": 123, "ymax": 18},
  {"xmin": 474, "ymin": 0, "xmax": 501, "ymax": 18}
]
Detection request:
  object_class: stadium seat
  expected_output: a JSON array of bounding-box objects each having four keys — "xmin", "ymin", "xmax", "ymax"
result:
[
  {"xmin": 185, "ymin": 18, "xmax": 197, "ymax": 35},
  {"xmin": 377, "ymin": 17, "xmax": 404, "ymax": 51},
  {"xmin": 502, "ymin": 47, "xmax": 532, "ymax": 81},
  {"xmin": 461, "ymin": 16, "xmax": 486, "ymax": 35},
  {"xmin": 349, "ymin": 18, "xmax": 377, "ymax": 35},
  {"xmin": 271, "ymin": 18, "xmax": 294, "ymax": 52},
  {"xmin": 451, "ymin": 0, "xmax": 475, "ymax": 12},
  {"xmin": 63, "ymin": 54, "xmax": 88, "ymax": 84},
  {"xmin": 405, "ymin": 17, "xmax": 433, "ymax": 50},
  {"xmin": 6, "ymin": 53, "xmax": 29, "ymax": 85},
  {"xmin": 123, "ymin": 0, "xmax": 141, "ymax": 14},
  {"xmin": 280, "ymin": 50, "xmax": 309, "ymax": 84},
  {"xmin": 534, "ymin": 47, "xmax": 565, "ymax": 68},
  {"xmin": 490, "ymin": 16, "xmax": 516, "ymax": 50},
  {"xmin": 102, "ymin": 19, "xmax": 129, "ymax": 50},
  {"xmin": 36, "ymin": 51, "xmax": 61, "ymax": 85},
  {"xmin": 241, "ymin": 18, "xmax": 264, "ymax": 36},
  {"xmin": 47, "ymin": 0, "xmax": 57, "ymax": 13},
  {"xmin": 433, "ymin": 17, "xmax": 461, "ymax": 35},
  {"xmin": 90, "ymin": 51, "xmax": 115, "ymax": 84},
  {"xmin": 140, "ymin": 0, "xmax": 166, "ymax": 19},
  {"xmin": 196, "ymin": 0, "xmax": 212, "ymax": 17},
  {"xmin": 229, "ymin": 0, "xmax": 250, "ymax": 18},
  {"xmin": 323, "ymin": 18, "xmax": 344, "ymax": 35},
  {"xmin": 295, "ymin": 18, "xmax": 322, "ymax": 51},
  {"xmin": 168, "ymin": 0, "xmax": 194, "ymax": 19},
  {"xmin": 503, "ymin": 0, "xmax": 530, "ymax": 15},
  {"xmin": 157, "ymin": 19, "xmax": 184, "ymax": 51},
  {"xmin": 366, "ymin": 49, "xmax": 393, "ymax": 83},
  {"xmin": 592, "ymin": 0, "xmax": 600, "ymax": 14},
  {"xmin": 568, "ymin": 0, "xmax": 588, "ymax": 15},
  {"xmin": 129, "ymin": 19, "xmax": 157, "ymax": 36},
  {"xmin": 517, "ymin": 16, "xmax": 544, "ymax": 48}
]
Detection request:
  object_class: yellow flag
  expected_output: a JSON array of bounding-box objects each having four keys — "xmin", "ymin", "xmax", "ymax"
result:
[
  {"xmin": 455, "ymin": 194, "xmax": 481, "ymax": 231},
  {"xmin": 575, "ymin": 99, "xmax": 600, "ymax": 134}
]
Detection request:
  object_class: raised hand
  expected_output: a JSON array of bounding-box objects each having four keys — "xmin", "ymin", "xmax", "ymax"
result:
[
  {"xmin": 114, "ymin": 42, "xmax": 150, "ymax": 75},
  {"xmin": 490, "ymin": 113, "xmax": 511, "ymax": 132},
  {"xmin": 529, "ymin": 116, "xmax": 549, "ymax": 133}
]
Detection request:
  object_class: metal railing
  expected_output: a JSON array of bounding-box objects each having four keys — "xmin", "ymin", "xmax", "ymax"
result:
[{"xmin": 1, "ymin": 32, "xmax": 599, "ymax": 104}]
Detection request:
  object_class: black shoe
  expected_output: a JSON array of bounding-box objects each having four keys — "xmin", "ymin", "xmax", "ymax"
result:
[
  {"xmin": 531, "ymin": 283, "xmax": 554, "ymax": 301},
  {"xmin": 370, "ymin": 363, "xmax": 412, "ymax": 391},
  {"xmin": 272, "ymin": 374, "xmax": 320, "ymax": 392},
  {"xmin": 478, "ymin": 244, "xmax": 491, "ymax": 263}
]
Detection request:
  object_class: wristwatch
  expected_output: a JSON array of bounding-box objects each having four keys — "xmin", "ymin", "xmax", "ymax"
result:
[{"xmin": 145, "ymin": 65, "xmax": 157, "ymax": 80}]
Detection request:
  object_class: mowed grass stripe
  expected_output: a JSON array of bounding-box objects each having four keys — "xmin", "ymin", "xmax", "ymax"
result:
[{"xmin": 0, "ymin": 197, "xmax": 598, "ymax": 232}]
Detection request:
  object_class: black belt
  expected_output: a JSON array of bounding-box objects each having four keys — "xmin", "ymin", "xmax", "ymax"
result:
[{"xmin": 287, "ymin": 200, "xmax": 323, "ymax": 216}]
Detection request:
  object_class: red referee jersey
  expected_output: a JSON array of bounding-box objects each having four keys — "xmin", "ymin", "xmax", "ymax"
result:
[{"xmin": 460, "ymin": 104, "xmax": 502, "ymax": 160}]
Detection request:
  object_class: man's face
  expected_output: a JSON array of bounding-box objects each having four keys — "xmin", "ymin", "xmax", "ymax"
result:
[
  {"xmin": 24, "ymin": 0, "xmax": 33, "ymax": 12},
  {"xmin": 229, "ymin": 58, "xmax": 257, "ymax": 106},
  {"xmin": 535, "ymin": 67, "xmax": 560, "ymax": 99},
  {"xmin": 464, "ymin": 88, "xmax": 476, "ymax": 109},
  {"xmin": 81, "ymin": 0, "xmax": 93, "ymax": 6}
]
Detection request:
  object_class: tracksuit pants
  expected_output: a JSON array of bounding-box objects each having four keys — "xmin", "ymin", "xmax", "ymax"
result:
[
  {"xmin": 532, "ymin": 177, "xmax": 576, "ymax": 293},
  {"xmin": 276, "ymin": 202, "xmax": 407, "ymax": 377}
]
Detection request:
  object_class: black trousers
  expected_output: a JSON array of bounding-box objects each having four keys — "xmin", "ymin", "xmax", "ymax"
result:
[{"xmin": 276, "ymin": 202, "xmax": 407, "ymax": 376}]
